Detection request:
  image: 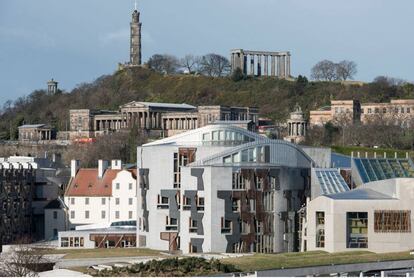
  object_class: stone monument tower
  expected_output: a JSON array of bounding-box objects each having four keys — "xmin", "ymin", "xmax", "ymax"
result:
[
  {"xmin": 47, "ymin": 79, "xmax": 58, "ymax": 94},
  {"xmin": 284, "ymin": 104, "xmax": 308, "ymax": 144},
  {"xmin": 130, "ymin": 3, "xmax": 142, "ymax": 66}
]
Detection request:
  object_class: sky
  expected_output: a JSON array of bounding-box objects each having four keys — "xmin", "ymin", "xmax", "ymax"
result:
[{"xmin": 0, "ymin": 0, "xmax": 413, "ymax": 105}]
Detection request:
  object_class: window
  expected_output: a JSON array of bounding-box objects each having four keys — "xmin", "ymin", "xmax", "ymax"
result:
[
  {"xmin": 374, "ymin": 108, "xmax": 379, "ymax": 113},
  {"xmin": 368, "ymin": 108, "xmax": 372, "ymax": 114},
  {"xmin": 129, "ymin": 183, "xmax": 133, "ymax": 190},
  {"xmin": 60, "ymin": 237, "xmax": 69, "ymax": 247},
  {"xmin": 166, "ymin": 216, "xmax": 178, "ymax": 230},
  {"xmin": 157, "ymin": 195, "xmax": 169, "ymax": 209},
  {"xmin": 101, "ymin": 210, "xmax": 106, "ymax": 219},
  {"xmin": 189, "ymin": 218, "xmax": 198, "ymax": 233},
  {"xmin": 116, "ymin": 183, "xmax": 120, "ymax": 190},
  {"xmin": 71, "ymin": 198, "xmax": 75, "ymax": 205},
  {"xmin": 408, "ymin": 108, "xmax": 411, "ymax": 114},
  {"xmin": 116, "ymin": 198, "xmax": 120, "ymax": 205},
  {"xmin": 374, "ymin": 210, "xmax": 411, "ymax": 233},
  {"xmin": 347, "ymin": 212, "xmax": 368, "ymax": 248},
  {"xmin": 129, "ymin": 198, "xmax": 133, "ymax": 205},
  {"xmin": 101, "ymin": 198, "xmax": 106, "ymax": 205},
  {"xmin": 85, "ymin": 197, "xmax": 89, "ymax": 205},
  {"xmin": 53, "ymin": 211, "xmax": 58, "ymax": 219},
  {"xmin": 383, "ymin": 108, "xmax": 387, "ymax": 113},
  {"xmin": 241, "ymin": 220, "xmax": 249, "ymax": 234},
  {"xmin": 129, "ymin": 211, "xmax": 133, "ymax": 219},
  {"xmin": 361, "ymin": 108, "xmax": 364, "ymax": 114},
  {"xmin": 316, "ymin": 212, "xmax": 325, "ymax": 248},
  {"xmin": 183, "ymin": 196, "xmax": 191, "ymax": 210},
  {"xmin": 70, "ymin": 211, "xmax": 75, "ymax": 219},
  {"xmin": 197, "ymin": 197, "xmax": 205, "ymax": 211},
  {"xmin": 115, "ymin": 211, "xmax": 120, "ymax": 219},
  {"xmin": 221, "ymin": 217, "xmax": 232, "ymax": 233},
  {"xmin": 64, "ymin": 237, "xmax": 84, "ymax": 248},
  {"xmin": 232, "ymin": 198, "xmax": 239, "ymax": 212},
  {"xmin": 85, "ymin": 210, "xmax": 89, "ymax": 219}
]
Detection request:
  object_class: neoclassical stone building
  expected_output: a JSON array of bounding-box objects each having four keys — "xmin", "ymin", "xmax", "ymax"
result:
[
  {"xmin": 69, "ymin": 102, "xmax": 259, "ymax": 139},
  {"xmin": 309, "ymin": 99, "xmax": 414, "ymax": 128}
]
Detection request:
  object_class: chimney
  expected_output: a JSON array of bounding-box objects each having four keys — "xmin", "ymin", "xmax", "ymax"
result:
[
  {"xmin": 71, "ymin": 160, "xmax": 80, "ymax": 178},
  {"xmin": 98, "ymin": 160, "xmax": 109, "ymax": 179},
  {"xmin": 111, "ymin": 160, "xmax": 122, "ymax": 170}
]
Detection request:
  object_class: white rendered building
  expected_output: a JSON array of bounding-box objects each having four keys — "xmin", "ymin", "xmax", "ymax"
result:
[
  {"xmin": 305, "ymin": 178, "xmax": 414, "ymax": 253},
  {"xmin": 136, "ymin": 125, "xmax": 315, "ymax": 254},
  {"xmin": 64, "ymin": 160, "xmax": 137, "ymax": 230}
]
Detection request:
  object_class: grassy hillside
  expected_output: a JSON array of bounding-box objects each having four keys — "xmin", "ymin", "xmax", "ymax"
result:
[{"xmin": 1, "ymin": 67, "xmax": 414, "ymax": 140}]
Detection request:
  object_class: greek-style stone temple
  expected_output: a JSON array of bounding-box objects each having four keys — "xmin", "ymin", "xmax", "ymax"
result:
[
  {"xmin": 130, "ymin": 6, "xmax": 142, "ymax": 66},
  {"xmin": 230, "ymin": 49, "xmax": 291, "ymax": 78}
]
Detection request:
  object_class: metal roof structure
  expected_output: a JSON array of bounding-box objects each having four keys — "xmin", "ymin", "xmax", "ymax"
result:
[
  {"xmin": 314, "ymin": 168, "xmax": 350, "ymax": 195},
  {"xmin": 353, "ymin": 158, "xmax": 414, "ymax": 183}
]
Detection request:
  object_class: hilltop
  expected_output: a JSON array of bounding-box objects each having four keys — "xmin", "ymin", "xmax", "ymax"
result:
[{"xmin": 1, "ymin": 67, "xmax": 414, "ymax": 140}]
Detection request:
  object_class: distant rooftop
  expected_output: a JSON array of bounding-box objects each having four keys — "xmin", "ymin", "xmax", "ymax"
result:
[
  {"xmin": 18, "ymin": 124, "xmax": 48, "ymax": 129},
  {"xmin": 122, "ymin": 101, "xmax": 196, "ymax": 110}
]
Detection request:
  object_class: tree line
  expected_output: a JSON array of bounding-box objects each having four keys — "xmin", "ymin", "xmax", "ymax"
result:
[{"xmin": 147, "ymin": 53, "xmax": 231, "ymax": 77}]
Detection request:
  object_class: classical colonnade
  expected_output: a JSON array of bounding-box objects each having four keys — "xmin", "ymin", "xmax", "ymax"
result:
[
  {"xmin": 231, "ymin": 49, "xmax": 291, "ymax": 78},
  {"xmin": 122, "ymin": 111, "xmax": 162, "ymax": 129},
  {"xmin": 162, "ymin": 116, "xmax": 198, "ymax": 130},
  {"xmin": 288, "ymin": 121, "xmax": 307, "ymax": 137}
]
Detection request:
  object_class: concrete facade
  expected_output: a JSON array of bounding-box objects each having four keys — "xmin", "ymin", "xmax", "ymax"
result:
[
  {"xmin": 136, "ymin": 125, "xmax": 313, "ymax": 254},
  {"xmin": 310, "ymin": 100, "xmax": 361, "ymax": 127},
  {"xmin": 304, "ymin": 178, "xmax": 414, "ymax": 253}
]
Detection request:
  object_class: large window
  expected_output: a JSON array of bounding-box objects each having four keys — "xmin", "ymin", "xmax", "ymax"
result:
[
  {"xmin": 347, "ymin": 212, "xmax": 368, "ymax": 248},
  {"xmin": 61, "ymin": 237, "xmax": 84, "ymax": 248},
  {"xmin": 316, "ymin": 212, "xmax": 325, "ymax": 248},
  {"xmin": 223, "ymin": 146, "xmax": 269, "ymax": 164},
  {"xmin": 374, "ymin": 210, "xmax": 411, "ymax": 233}
]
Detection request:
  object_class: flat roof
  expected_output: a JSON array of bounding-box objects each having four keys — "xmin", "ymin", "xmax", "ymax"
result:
[{"xmin": 326, "ymin": 188, "xmax": 396, "ymax": 200}]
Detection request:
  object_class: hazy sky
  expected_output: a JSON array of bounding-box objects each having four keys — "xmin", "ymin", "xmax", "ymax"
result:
[{"xmin": 1, "ymin": 0, "xmax": 413, "ymax": 105}]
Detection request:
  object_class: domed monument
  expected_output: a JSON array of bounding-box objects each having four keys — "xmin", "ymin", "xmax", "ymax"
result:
[{"xmin": 284, "ymin": 104, "xmax": 308, "ymax": 144}]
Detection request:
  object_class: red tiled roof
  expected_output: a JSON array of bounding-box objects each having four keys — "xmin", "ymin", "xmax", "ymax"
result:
[{"xmin": 65, "ymin": 168, "xmax": 136, "ymax": 197}]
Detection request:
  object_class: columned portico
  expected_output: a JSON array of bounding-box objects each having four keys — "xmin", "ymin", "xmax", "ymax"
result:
[{"xmin": 230, "ymin": 49, "xmax": 291, "ymax": 78}]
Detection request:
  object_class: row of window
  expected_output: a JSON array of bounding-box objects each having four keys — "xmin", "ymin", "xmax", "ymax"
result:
[
  {"xmin": 70, "ymin": 210, "xmax": 134, "ymax": 220},
  {"xmin": 224, "ymin": 146, "xmax": 269, "ymax": 164},
  {"xmin": 362, "ymin": 107, "xmax": 412, "ymax": 114},
  {"xmin": 157, "ymin": 194, "xmax": 205, "ymax": 210},
  {"xmin": 60, "ymin": 236, "xmax": 84, "ymax": 248},
  {"xmin": 232, "ymin": 172, "xmax": 280, "ymax": 190},
  {"xmin": 69, "ymin": 197, "xmax": 135, "ymax": 205}
]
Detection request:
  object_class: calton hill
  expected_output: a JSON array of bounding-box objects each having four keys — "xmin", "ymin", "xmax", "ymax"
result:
[{"xmin": 1, "ymin": 56, "xmax": 414, "ymax": 165}]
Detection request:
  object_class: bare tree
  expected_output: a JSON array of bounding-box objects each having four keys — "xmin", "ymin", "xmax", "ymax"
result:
[
  {"xmin": 0, "ymin": 245, "xmax": 50, "ymax": 277},
  {"xmin": 147, "ymin": 54, "xmax": 179, "ymax": 75},
  {"xmin": 200, "ymin": 54, "xmax": 231, "ymax": 77},
  {"xmin": 336, "ymin": 60, "xmax": 357, "ymax": 80},
  {"xmin": 180, "ymin": 54, "xmax": 201, "ymax": 74},
  {"xmin": 311, "ymin": 60, "xmax": 338, "ymax": 81}
]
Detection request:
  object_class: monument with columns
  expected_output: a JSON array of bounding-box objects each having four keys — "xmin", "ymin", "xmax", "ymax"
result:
[
  {"xmin": 230, "ymin": 49, "xmax": 291, "ymax": 78},
  {"xmin": 47, "ymin": 79, "xmax": 58, "ymax": 94},
  {"xmin": 284, "ymin": 104, "xmax": 307, "ymax": 144}
]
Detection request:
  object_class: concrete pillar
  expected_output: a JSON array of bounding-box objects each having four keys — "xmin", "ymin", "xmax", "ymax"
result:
[
  {"xmin": 231, "ymin": 53, "xmax": 235, "ymax": 72},
  {"xmin": 281, "ymin": 55, "xmax": 286, "ymax": 78},
  {"xmin": 264, "ymin": 55, "xmax": 268, "ymax": 76},
  {"xmin": 271, "ymin": 56, "xmax": 276, "ymax": 76}
]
